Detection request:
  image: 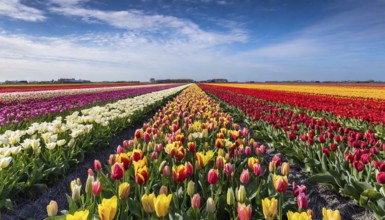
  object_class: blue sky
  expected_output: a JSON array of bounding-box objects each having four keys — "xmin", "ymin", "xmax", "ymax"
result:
[{"xmin": 0, "ymin": 0, "xmax": 384, "ymax": 82}]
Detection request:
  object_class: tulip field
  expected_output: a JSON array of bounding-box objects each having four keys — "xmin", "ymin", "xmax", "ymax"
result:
[{"xmin": 1, "ymin": 83, "xmax": 384, "ymax": 220}]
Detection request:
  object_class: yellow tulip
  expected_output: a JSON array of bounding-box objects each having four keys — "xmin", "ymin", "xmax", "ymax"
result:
[
  {"xmin": 154, "ymin": 194, "xmax": 173, "ymax": 217},
  {"xmin": 142, "ymin": 193, "xmax": 155, "ymax": 213},
  {"xmin": 46, "ymin": 200, "xmax": 58, "ymax": 217},
  {"xmin": 118, "ymin": 182, "xmax": 131, "ymax": 199},
  {"xmin": 322, "ymin": 208, "xmax": 341, "ymax": 220},
  {"xmin": 98, "ymin": 196, "xmax": 117, "ymax": 220},
  {"xmin": 262, "ymin": 197, "xmax": 277, "ymax": 220},
  {"xmin": 66, "ymin": 210, "xmax": 89, "ymax": 220},
  {"xmin": 287, "ymin": 211, "xmax": 312, "ymax": 220},
  {"xmin": 281, "ymin": 162, "xmax": 290, "ymax": 176}
]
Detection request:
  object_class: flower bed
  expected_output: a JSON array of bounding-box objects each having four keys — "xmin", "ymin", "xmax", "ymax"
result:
[
  {"xmin": 200, "ymin": 83, "xmax": 385, "ymax": 219},
  {"xmin": 45, "ymin": 84, "xmax": 340, "ymax": 220},
  {"xmin": 0, "ymin": 85, "xmax": 187, "ymax": 208}
]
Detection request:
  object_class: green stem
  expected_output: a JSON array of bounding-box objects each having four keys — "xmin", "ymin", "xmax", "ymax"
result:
[{"xmin": 279, "ymin": 192, "xmax": 283, "ymax": 220}]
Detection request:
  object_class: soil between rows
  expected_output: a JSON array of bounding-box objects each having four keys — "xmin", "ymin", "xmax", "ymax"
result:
[{"xmin": 1, "ymin": 115, "xmax": 154, "ymax": 220}]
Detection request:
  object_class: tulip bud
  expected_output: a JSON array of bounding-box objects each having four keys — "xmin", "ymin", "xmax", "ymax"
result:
[
  {"xmin": 46, "ymin": 200, "xmax": 58, "ymax": 217},
  {"xmin": 297, "ymin": 192, "xmax": 308, "ymax": 210},
  {"xmin": 216, "ymin": 156, "xmax": 224, "ymax": 170},
  {"xmin": 245, "ymin": 146, "xmax": 251, "ymax": 155},
  {"xmin": 187, "ymin": 180, "xmax": 195, "ymax": 197},
  {"xmin": 273, "ymin": 174, "xmax": 288, "ymax": 192},
  {"xmin": 224, "ymin": 163, "xmax": 233, "ymax": 176},
  {"xmin": 151, "ymin": 151, "xmax": 158, "ymax": 160},
  {"xmin": 377, "ymin": 172, "xmax": 385, "ymax": 184},
  {"xmin": 208, "ymin": 169, "xmax": 219, "ymax": 185},
  {"xmin": 240, "ymin": 169, "xmax": 250, "ymax": 184},
  {"xmin": 322, "ymin": 208, "xmax": 341, "ymax": 220},
  {"xmin": 92, "ymin": 181, "xmax": 102, "ymax": 196},
  {"xmin": 237, "ymin": 203, "xmax": 252, "ymax": 220},
  {"xmin": 94, "ymin": 160, "xmax": 101, "ymax": 171},
  {"xmin": 237, "ymin": 185, "xmax": 246, "ymax": 203},
  {"xmin": 281, "ymin": 162, "xmax": 290, "ymax": 176},
  {"xmin": 117, "ymin": 145, "xmax": 124, "ymax": 154},
  {"xmin": 111, "ymin": 162, "xmax": 124, "ymax": 180},
  {"xmin": 108, "ymin": 154, "xmax": 115, "ymax": 165},
  {"xmin": 119, "ymin": 182, "xmax": 131, "ymax": 199},
  {"xmin": 227, "ymin": 188, "xmax": 235, "ymax": 205},
  {"xmin": 163, "ymin": 165, "xmax": 170, "ymax": 177},
  {"xmin": 159, "ymin": 185, "xmax": 168, "ymax": 195},
  {"xmin": 269, "ymin": 161, "xmax": 276, "ymax": 173},
  {"xmin": 253, "ymin": 163, "xmax": 262, "ymax": 176},
  {"xmin": 188, "ymin": 142, "xmax": 196, "ymax": 152},
  {"xmin": 85, "ymin": 170, "xmax": 94, "ymax": 194},
  {"xmin": 191, "ymin": 193, "xmax": 201, "ymax": 209},
  {"xmin": 206, "ymin": 197, "xmax": 216, "ymax": 213},
  {"xmin": 71, "ymin": 184, "xmax": 81, "ymax": 201}
]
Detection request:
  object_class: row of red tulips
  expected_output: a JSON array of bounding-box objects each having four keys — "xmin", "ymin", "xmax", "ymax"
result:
[
  {"xmin": 205, "ymin": 84, "xmax": 385, "ymax": 126},
  {"xmin": 199, "ymin": 84, "xmax": 385, "ymax": 219}
]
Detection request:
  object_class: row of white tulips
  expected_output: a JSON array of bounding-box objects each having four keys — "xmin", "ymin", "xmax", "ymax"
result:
[
  {"xmin": 0, "ymin": 83, "xmax": 171, "ymax": 101},
  {"xmin": 0, "ymin": 84, "xmax": 188, "ymax": 170}
]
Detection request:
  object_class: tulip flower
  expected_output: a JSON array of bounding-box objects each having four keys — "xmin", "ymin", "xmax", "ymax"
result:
[
  {"xmin": 191, "ymin": 193, "xmax": 201, "ymax": 209},
  {"xmin": 187, "ymin": 180, "xmax": 195, "ymax": 197},
  {"xmin": 227, "ymin": 187, "xmax": 235, "ymax": 205},
  {"xmin": 46, "ymin": 200, "xmax": 58, "ymax": 217},
  {"xmin": 116, "ymin": 153, "xmax": 131, "ymax": 170},
  {"xmin": 207, "ymin": 169, "xmax": 219, "ymax": 185},
  {"xmin": 216, "ymin": 156, "xmax": 225, "ymax": 170},
  {"xmin": 111, "ymin": 162, "xmax": 124, "ymax": 180},
  {"xmin": 154, "ymin": 194, "xmax": 173, "ymax": 217},
  {"xmin": 253, "ymin": 163, "xmax": 262, "ymax": 176},
  {"xmin": 98, "ymin": 196, "xmax": 117, "ymax": 220},
  {"xmin": 286, "ymin": 211, "xmax": 312, "ymax": 220},
  {"xmin": 237, "ymin": 185, "xmax": 246, "ymax": 203},
  {"xmin": 92, "ymin": 181, "xmax": 102, "ymax": 196},
  {"xmin": 377, "ymin": 172, "xmax": 385, "ymax": 184},
  {"xmin": 262, "ymin": 197, "xmax": 278, "ymax": 220},
  {"xmin": 281, "ymin": 162, "xmax": 290, "ymax": 176},
  {"xmin": 240, "ymin": 169, "xmax": 250, "ymax": 184},
  {"xmin": 66, "ymin": 210, "xmax": 89, "ymax": 220},
  {"xmin": 94, "ymin": 159, "xmax": 101, "ymax": 171},
  {"xmin": 237, "ymin": 203, "xmax": 252, "ymax": 220},
  {"xmin": 224, "ymin": 163, "xmax": 233, "ymax": 176},
  {"xmin": 188, "ymin": 142, "xmax": 196, "ymax": 152},
  {"xmin": 297, "ymin": 192, "xmax": 308, "ymax": 210},
  {"xmin": 173, "ymin": 164, "xmax": 188, "ymax": 183},
  {"xmin": 273, "ymin": 174, "xmax": 288, "ymax": 192},
  {"xmin": 272, "ymin": 155, "xmax": 282, "ymax": 167},
  {"xmin": 142, "ymin": 194, "xmax": 155, "ymax": 213},
  {"xmin": 118, "ymin": 182, "xmax": 131, "ymax": 199},
  {"xmin": 71, "ymin": 184, "xmax": 81, "ymax": 201},
  {"xmin": 248, "ymin": 157, "xmax": 259, "ymax": 170},
  {"xmin": 322, "ymin": 208, "xmax": 341, "ymax": 220},
  {"xmin": 206, "ymin": 197, "xmax": 216, "ymax": 214},
  {"xmin": 159, "ymin": 185, "xmax": 168, "ymax": 195},
  {"xmin": 293, "ymin": 182, "xmax": 307, "ymax": 197},
  {"xmin": 163, "ymin": 165, "xmax": 171, "ymax": 177}
]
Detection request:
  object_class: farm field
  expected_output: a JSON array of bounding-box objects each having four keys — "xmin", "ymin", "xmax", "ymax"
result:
[{"xmin": 0, "ymin": 83, "xmax": 384, "ymax": 220}]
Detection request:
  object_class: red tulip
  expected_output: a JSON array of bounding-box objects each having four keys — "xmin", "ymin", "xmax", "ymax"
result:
[
  {"xmin": 322, "ymin": 147, "xmax": 330, "ymax": 157},
  {"xmin": 207, "ymin": 169, "xmax": 219, "ymax": 185},
  {"xmin": 111, "ymin": 162, "xmax": 124, "ymax": 180},
  {"xmin": 377, "ymin": 172, "xmax": 385, "ymax": 184},
  {"xmin": 92, "ymin": 181, "xmax": 102, "ymax": 196},
  {"xmin": 224, "ymin": 163, "xmax": 233, "ymax": 176},
  {"xmin": 237, "ymin": 203, "xmax": 252, "ymax": 220},
  {"xmin": 253, "ymin": 163, "xmax": 262, "ymax": 176},
  {"xmin": 297, "ymin": 192, "xmax": 308, "ymax": 209},
  {"xmin": 191, "ymin": 193, "xmax": 201, "ymax": 209},
  {"xmin": 240, "ymin": 169, "xmax": 250, "ymax": 184},
  {"xmin": 272, "ymin": 155, "xmax": 281, "ymax": 167},
  {"xmin": 94, "ymin": 160, "xmax": 101, "ymax": 171}
]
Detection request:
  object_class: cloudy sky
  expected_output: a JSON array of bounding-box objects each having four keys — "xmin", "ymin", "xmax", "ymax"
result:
[{"xmin": 0, "ymin": 0, "xmax": 384, "ymax": 82}]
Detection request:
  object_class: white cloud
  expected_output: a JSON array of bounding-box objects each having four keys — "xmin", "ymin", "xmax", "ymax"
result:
[
  {"xmin": 48, "ymin": 5, "xmax": 247, "ymax": 47},
  {"xmin": 0, "ymin": 0, "xmax": 46, "ymax": 21}
]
